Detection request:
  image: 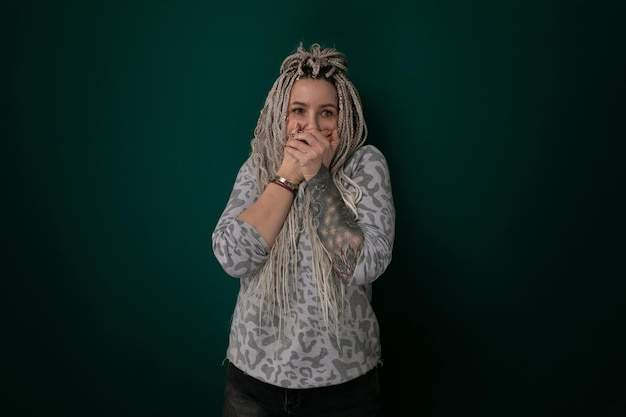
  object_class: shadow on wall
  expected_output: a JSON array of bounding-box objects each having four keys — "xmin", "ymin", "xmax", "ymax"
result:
[
  {"xmin": 373, "ymin": 233, "xmax": 493, "ymax": 417},
  {"xmin": 364, "ymin": 109, "xmax": 441, "ymax": 415},
  {"xmin": 366, "ymin": 108, "xmax": 488, "ymax": 416},
  {"xmin": 374, "ymin": 259, "xmax": 440, "ymax": 416}
]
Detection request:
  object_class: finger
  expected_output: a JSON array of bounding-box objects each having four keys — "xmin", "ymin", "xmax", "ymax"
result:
[
  {"xmin": 290, "ymin": 138, "xmax": 309, "ymax": 154},
  {"xmin": 286, "ymin": 137, "xmax": 307, "ymax": 153},
  {"xmin": 299, "ymin": 129, "xmax": 325, "ymax": 147},
  {"xmin": 329, "ymin": 129, "xmax": 340, "ymax": 150},
  {"xmin": 294, "ymin": 130, "xmax": 310, "ymax": 146},
  {"xmin": 284, "ymin": 146, "xmax": 303, "ymax": 164},
  {"xmin": 288, "ymin": 122, "xmax": 302, "ymax": 139}
]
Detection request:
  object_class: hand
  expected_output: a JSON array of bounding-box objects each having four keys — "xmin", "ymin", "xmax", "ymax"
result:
[
  {"xmin": 276, "ymin": 123, "xmax": 305, "ymax": 185},
  {"xmin": 284, "ymin": 124, "xmax": 340, "ymax": 181}
]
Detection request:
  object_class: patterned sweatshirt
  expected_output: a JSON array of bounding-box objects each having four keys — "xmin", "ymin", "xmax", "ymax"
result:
[{"xmin": 212, "ymin": 144, "xmax": 395, "ymax": 388}]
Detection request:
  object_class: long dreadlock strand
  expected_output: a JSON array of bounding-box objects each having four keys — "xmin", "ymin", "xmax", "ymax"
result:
[{"xmin": 245, "ymin": 43, "xmax": 368, "ymax": 343}]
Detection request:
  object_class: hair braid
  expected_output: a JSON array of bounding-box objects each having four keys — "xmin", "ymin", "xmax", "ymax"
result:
[{"xmin": 246, "ymin": 42, "xmax": 368, "ymax": 342}]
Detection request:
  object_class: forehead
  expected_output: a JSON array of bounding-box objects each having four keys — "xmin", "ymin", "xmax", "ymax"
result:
[{"xmin": 289, "ymin": 78, "xmax": 338, "ymax": 103}]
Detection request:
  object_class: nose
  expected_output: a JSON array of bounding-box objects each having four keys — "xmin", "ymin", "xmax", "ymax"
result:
[{"xmin": 304, "ymin": 113, "xmax": 319, "ymax": 130}]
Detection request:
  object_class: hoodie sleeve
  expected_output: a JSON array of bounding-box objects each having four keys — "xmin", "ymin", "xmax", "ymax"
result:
[
  {"xmin": 348, "ymin": 145, "xmax": 396, "ymax": 285},
  {"xmin": 211, "ymin": 159, "xmax": 270, "ymax": 278}
]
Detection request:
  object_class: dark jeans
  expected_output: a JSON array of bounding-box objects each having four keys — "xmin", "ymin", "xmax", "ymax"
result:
[{"xmin": 222, "ymin": 362, "xmax": 384, "ymax": 417}]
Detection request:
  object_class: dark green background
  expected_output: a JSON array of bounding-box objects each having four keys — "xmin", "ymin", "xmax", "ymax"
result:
[{"xmin": 3, "ymin": 1, "xmax": 624, "ymax": 416}]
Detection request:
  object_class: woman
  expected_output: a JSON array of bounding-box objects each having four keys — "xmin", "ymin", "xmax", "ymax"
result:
[{"xmin": 212, "ymin": 42, "xmax": 395, "ymax": 417}]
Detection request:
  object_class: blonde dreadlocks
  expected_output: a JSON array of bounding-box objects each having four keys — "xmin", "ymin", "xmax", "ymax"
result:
[{"xmin": 245, "ymin": 43, "xmax": 368, "ymax": 340}]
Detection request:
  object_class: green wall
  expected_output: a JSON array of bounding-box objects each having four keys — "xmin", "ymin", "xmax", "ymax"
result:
[{"xmin": 4, "ymin": 1, "xmax": 624, "ymax": 416}]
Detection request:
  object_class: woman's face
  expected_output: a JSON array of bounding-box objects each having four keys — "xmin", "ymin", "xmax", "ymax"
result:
[{"xmin": 286, "ymin": 78, "xmax": 338, "ymax": 140}]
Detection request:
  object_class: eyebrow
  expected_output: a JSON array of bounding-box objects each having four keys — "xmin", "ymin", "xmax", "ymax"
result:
[{"xmin": 290, "ymin": 101, "xmax": 338, "ymax": 109}]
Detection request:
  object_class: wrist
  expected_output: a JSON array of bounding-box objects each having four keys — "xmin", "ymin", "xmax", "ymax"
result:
[
  {"xmin": 275, "ymin": 171, "xmax": 301, "ymax": 186},
  {"xmin": 268, "ymin": 175, "xmax": 299, "ymax": 194}
]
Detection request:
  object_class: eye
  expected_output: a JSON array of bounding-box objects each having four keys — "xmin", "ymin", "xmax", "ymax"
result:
[
  {"xmin": 291, "ymin": 108, "xmax": 304, "ymax": 115},
  {"xmin": 321, "ymin": 110, "xmax": 334, "ymax": 117}
]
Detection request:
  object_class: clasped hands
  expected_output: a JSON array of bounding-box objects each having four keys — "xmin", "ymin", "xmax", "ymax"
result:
[{"xmin": 279, "ymin": 123, "xmax": 340, "ymax": 185}]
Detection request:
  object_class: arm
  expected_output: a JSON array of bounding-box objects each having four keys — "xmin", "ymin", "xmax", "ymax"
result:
[
  {"xmin": 212, "ymin": 159, "xmax": 304, "ymax": 278},
  {"xmin": 308, "ymin": 165, "xmax": 364, "ymax": 284},
  {"xmin": 237, "ymin": 180, "xmax": 295, "ymax": 248},
  {"xmin": 211, "ymin": 160, "xmax": 273, "ymax": 278},
  {"xmin": 239, "ymin": 127, "xmax": 305, "ymax": 247},
  {"xmin": 344, "ymin": 145, "xmax": 396, "ymax": 285},
  {"xmin": 237, "ymin": 169, "xmax": 300, "ymax": 248}
]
